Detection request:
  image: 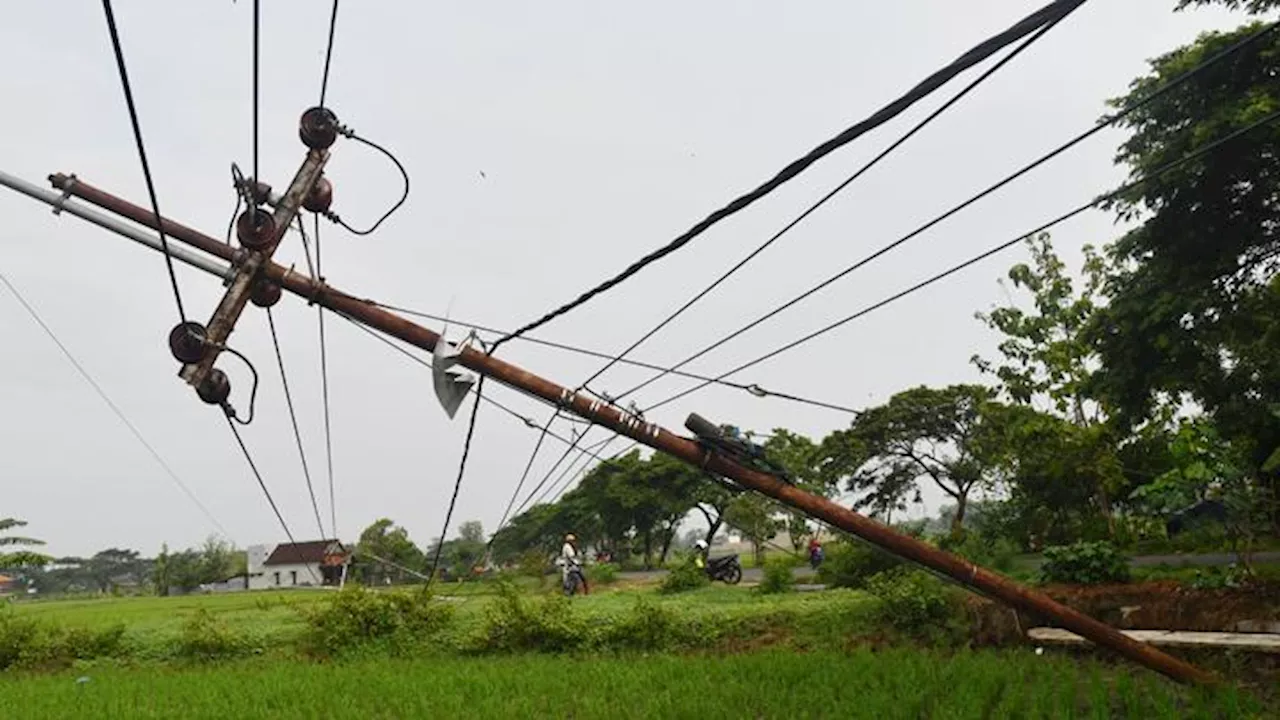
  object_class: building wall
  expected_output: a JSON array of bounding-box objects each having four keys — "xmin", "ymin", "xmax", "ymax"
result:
[{"xmin": 255, "ymin": 562, "xmax": 322, "ymax": 589}]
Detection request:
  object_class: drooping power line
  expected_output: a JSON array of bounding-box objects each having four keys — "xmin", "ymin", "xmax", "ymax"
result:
[
  {"xmin": 492, "ymin": 0, "xmax": 1089, "ymax": 348},
  {"xmin": 0, "ymin": 272, "xmax": 229, "ymax": 538}
]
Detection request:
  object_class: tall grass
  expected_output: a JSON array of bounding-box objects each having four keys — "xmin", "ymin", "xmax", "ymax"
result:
[{"xmin": 0, "ymin": 648, "xmax": 1258, "ymax": 719}]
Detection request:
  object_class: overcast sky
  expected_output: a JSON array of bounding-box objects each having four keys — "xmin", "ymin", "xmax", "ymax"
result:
[{"xmin": 0, "ymin": 1, "xmax": 1259, "ymax": 557}]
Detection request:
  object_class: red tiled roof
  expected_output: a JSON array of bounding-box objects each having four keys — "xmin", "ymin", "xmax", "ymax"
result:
[{"xmin": 264, "ymin": 540, "xmax": 345, "ymax": 566}]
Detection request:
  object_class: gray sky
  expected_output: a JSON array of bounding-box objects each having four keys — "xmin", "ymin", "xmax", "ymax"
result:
[{"xmin": 0, "ymin": 1, "xmax": 1256, "ymax": 557}]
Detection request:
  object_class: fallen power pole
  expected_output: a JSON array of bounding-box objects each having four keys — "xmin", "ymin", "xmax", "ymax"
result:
[{"xmin": 3, "ymin": 133, "xmax": 1213, "ymax": 684}]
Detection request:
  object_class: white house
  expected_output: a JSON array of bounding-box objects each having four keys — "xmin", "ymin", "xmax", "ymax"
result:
[{"xmin": 247, "ymin": 539, "xmax": 348, "ymax": 590}]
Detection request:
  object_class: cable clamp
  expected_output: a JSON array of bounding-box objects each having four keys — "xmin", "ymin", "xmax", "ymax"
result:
[{"xmin": 51, "ymin": 174, "xmax": 77, "ymax": 216}]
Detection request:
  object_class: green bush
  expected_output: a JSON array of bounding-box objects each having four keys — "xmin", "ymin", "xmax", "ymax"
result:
[
  {"xmin": 758, "ymin": 557, "xmax": 796, "ymax": 595},
  {"xmin": 659, "ymin": 561, "xmax": 709, "ymax": 595},
  {"xmin": 0, "ymin": 611, "xmax": 126, "ymax": 670},
  {"xmin": 940, "ymin": 531, "xmax": 1019, "ymax": 573},
  {"xmin": 604, "ymin": 598, "xmax": 690, "ymax": 651},
  {"xmin": 1190, "ymin": 563, "xmax": 1248, "ymax": 590},
  {"xmin": 1039, "ymin": 541, "xmax": 1130, "ymax": 585},
  {"xmin": 865, "ymin": 567, "xmax": 959, "ymax": 637},
  {"xmin": 815, "ymin": 539, "xmax": 903, "ymax": 589},
  {"xmin": 518, "ymin": 550, "xmax": 550, "ymax": 586},
  {"xmin": 591, "ymin": 562, "xmax": 619, "ymax": 585},
  {"xmin": 176, "ymin": 608, "xmax": 254, "ymax": 660},
  {"xmin": 301, "ymin": 586, "xmax": 454, "ymax": 658},
  {"xmin": 478, "ymin": 583, "xmax": 590, "ymax": 653}
]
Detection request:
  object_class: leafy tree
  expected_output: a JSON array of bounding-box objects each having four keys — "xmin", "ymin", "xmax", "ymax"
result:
[
  {"xmin": 763, "ymin": 429, "xmax": 825, "ymax": 552},
  {"xmin": 1090, "ymin": 20, "xmax": 1280, "ymax": 530},
  {"xmin": 723, "ymin": 493, "xmax": 780, "ymax": 566},
  {"xmin": 821, "ymin": 385, "xmax": 1008, "ymax": 538},
  {"xmin": 85, "ymin": 548, "xmax": 146, "ymax": 593},
  {"xmin": 973, "ymin": 233, "xmax": 1126, "ymax": 535},
  {"xmin": 354, "ymin": 518, "xmax": 425, "ymax": 584},
  {"xmin": 0, "ymin": 517, "xmax": 48, "ymax": 568},
  {"xmin": 427, "ymin": 520, "xmax": 488, "ymax": 579}
]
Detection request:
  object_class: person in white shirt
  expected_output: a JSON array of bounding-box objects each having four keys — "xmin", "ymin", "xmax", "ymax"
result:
[{"xmin": 558, "ymin": 533, "xmax": 588, "ymax": 595}]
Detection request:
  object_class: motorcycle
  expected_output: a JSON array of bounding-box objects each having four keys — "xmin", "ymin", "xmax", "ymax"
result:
[
  {"xmin": 705, "ymin": 554, "xmax": 743, "ymax": 585},
  {"xmin": 809, "ymin": 546, "xmax": 824, "ymax": 570},
  {"xmin": 561, "ymin": 557, "xmax": 588, "ymax": 596}
]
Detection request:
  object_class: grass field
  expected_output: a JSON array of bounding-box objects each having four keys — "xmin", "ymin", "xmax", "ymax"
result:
[{"xmin": 0, "ymin": 648, "xmax": 1262, "ymax": 719}]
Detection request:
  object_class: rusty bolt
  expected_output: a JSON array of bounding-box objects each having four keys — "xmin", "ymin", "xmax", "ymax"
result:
[
  {"xmin": 236, "ymin": 208, "xmax": 276, "ymax": 251},
  {"xmin": 168, "ymin": 321, "xmax": 209, "ymax": 364},
  {"xmin": 196, "ymin": 368, "xmax": 232, "ymax": 406},
  {"xmin": 299, "ymin": 107, "xmax": 339, "ymax": 150},
  {"xmin": 250, "ymin": 278, "xmax": 283, "ymax": 308},
  {"xmin": 303, "ymin": 175, "xmax": 334, "ymax": 214}
]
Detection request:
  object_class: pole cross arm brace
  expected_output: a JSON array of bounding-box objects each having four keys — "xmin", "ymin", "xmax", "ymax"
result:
[{"xmin": 177, "ymin": 148, "xmax": 330, "ymax": 394}]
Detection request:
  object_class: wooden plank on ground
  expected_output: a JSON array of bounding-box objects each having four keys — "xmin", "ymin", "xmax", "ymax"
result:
[{"xmin": 1028, "ymin": 627, "xmax": 1280, "ymax": 654}]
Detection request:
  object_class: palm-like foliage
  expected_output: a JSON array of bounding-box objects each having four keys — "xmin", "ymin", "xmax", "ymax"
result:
[{"xmin": 0, "ymin": 517, "xmax": 49, "ymax": 568}]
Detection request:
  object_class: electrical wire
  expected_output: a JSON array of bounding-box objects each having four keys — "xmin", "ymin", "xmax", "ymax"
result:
[
  {"xmin": 425, "ymin": 376, "xmax": 486, "ymax": 588},
  {"xmin": 319, "ymin": 0, "xmax": 340, "ymax": 107},
  {"xmin": 493, "ymin": 409, "xmax": 562, "ymax": 534},
  {"xmin": 325, "ymin": 132, "xmax": 410, "ymax": 236},
  {"xmin": 371, "ymin": 302, "xmax": 860, "ymax": 415},
  {"xmin": 641, "ymin": 107, "xmax": 1280, "ymax": 415},
  {"xmin": 99, "ymin": 0, "xmax": 188, "ymax": 324},
  {"xmin": 265, "ymin": 307, "xmax": 327, "ymax": 540},
  {"xmin": 491, "ymin": 0, "xmax": 1088, "ymax": 349},
  {"xmin": 252, "ymin": 0, "xmax": 261, "ymax": 189},
  {"xmin": 316, "ymin": 216, "xmax": 339, "ymax": 539},
  {"xmin": 532, "ymin": 434, "xmax": 618, "ymax": 509},
  {"xmin": 576, "ymin": 9, "xmax": 1077, "ymax": 395},
  {"xmin": 0, "ymin": 272, "xmax": 229, "ymax": 538},
  {"xmin": 612, "ymin": 18, "xmax": 1280, "ymax": 405},
  {"xmin": 333, "ymin": 310, "xmax": 608, "ymax": 461},
  {"xmin": 223, "ymin": 413, "xmax": 319, "ymax": 583}
]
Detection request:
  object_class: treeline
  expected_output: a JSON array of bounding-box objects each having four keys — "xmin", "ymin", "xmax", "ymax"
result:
[
  {"xmin": 493, "ymin": 11, "xmax": 1280, "ymax": 567},
  {"xmin": 11, "ymin": 537, "xmax": 247, "ymax": 596}
]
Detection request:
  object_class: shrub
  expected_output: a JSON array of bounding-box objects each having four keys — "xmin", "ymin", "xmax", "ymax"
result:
[
  {"xmin": 604, "ymin": 598, "xmax": 690, "ymax": 651},
  {"xmin": 176, "ymin": 608, "xmax": 253, "ymax": 660},
  {"xmin": 940, "ymin": 531, "xmax": 1019, "ymax": 573},
  {"xmin": 1039, "ymin": 541, "xmax": 1130, "ymax": 585},
  {"xmin": 591, "ymin": 562, "xmax": 619, "ymax": 585},
  {"xmin": 865, "ymin": 567, "xmax": 960, "ymax": 637},
  {"xmin": 0, "ymin": 611, "xmax": 126, "ymax": 670},
  {"xmin": 478, "ymin": 583, "xmax": 589, "ymax": 653},
  {"xmin": 816, "ymin": 539, "xmax": 903, "ymax": 589},
  {"xmin": 659, "ymin": 561, "xmax": 709, "ymax": 595},
  {"xmin": 518, "ymin": 550, "xmax": 550, "ymax": 586},
  {"xmin": 758, "ymin": 556, "xmax": 796, "ymax": 595},
  {"xmin": 1190, "ymin": 563, "xmax": 1248, "ymax": 590},
  {"xmin": 302, "ymin": 586, "xmax": 454, "ymax": 658}
]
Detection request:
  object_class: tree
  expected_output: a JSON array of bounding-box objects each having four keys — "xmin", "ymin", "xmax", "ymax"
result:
[
  {"xmin": 973, "ymin": 233, "xmax": 1127, "ymax": 535},
  {"xmin": 763, "ymin": 429, "xmax": 825, "ymax": 552},
  {"xmin": 427, "ymin": 520, "xmax": 488, "ymax": 578},
  {"xmin": 0, "ymin": 517, "xmax": 49, "ymax": 568},
  {"xmin": 723, "ymin": 493, "xmax": 780, "ymax": 566},
  {"xmin": 354, "ymin": 518, "xmax": 425, "ymax": 584},
  {"xmin": 822, "ymin": 385, "xmax": 1007, "ymax": 538},
  {"xmin": 85, "ymin": 548, "xmax": 145, "ymax": 593},
  {"xmin": 1090, "ymin": 20, "xmax": 1280, "ymax": 530}
]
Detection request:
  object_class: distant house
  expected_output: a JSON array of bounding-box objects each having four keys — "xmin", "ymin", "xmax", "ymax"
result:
[{"xmin": 247, "ymin": 540, "xmax": 348, "ymax": 590}]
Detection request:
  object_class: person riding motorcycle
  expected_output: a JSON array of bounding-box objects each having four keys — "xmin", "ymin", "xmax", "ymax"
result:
[
  {"xmin": 693, "ymin": 539, "xmax": 709, "ymax": 569},
  {"xmin": 558, "ymin": 533, "xmax": 588, "ymax": 595}
]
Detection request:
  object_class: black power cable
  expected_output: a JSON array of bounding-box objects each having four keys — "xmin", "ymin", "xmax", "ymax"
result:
[
  {"xmin": 319, "ymin": 0, "xmax": 340, "ymax": 107},
  {"xmin": 99, "ymin": 0, "xmax": 188, "ymax": 324},
  {"xmin": 324, "ymin": 132, "xmax": 411, "ymax": 236},
  {"xmin": 576, "ymin": 8, "xmax": 1079, "ymax": 396},
  {"xmin": 265, "ymin": 307, "xmax": 327, "ymax": 540},
  {"xmin": 316, "ymin": 217, "xmax": 339, "ymax": 539},
  {"xmin": 425, "ymin": 377, "xmax": 486, "ymax": 588},
  {"xmin": 612, "ymin": 18, "xmax": 1280, "ymax": 405},
  {"xmin": 492, "ymin": 0, "xmax": 1088, "ymax": 349},
  {"xmin": 224, "ymin": 414, "xmax": 320, "ymax": 583},
  {"xmin": 642, "ymin": 108, "xmax": 1280, "ymax": 415}
]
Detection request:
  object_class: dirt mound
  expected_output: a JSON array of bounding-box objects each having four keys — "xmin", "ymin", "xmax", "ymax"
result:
[{"xmin": 968, "ymin": 580, "xmax": 1280, "ymax": 646}]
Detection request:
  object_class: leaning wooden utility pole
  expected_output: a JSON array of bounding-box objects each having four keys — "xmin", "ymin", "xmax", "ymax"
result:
[{"xmin": 4, "ymin": 106, "xmax": 1215, "ymax": 685}]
